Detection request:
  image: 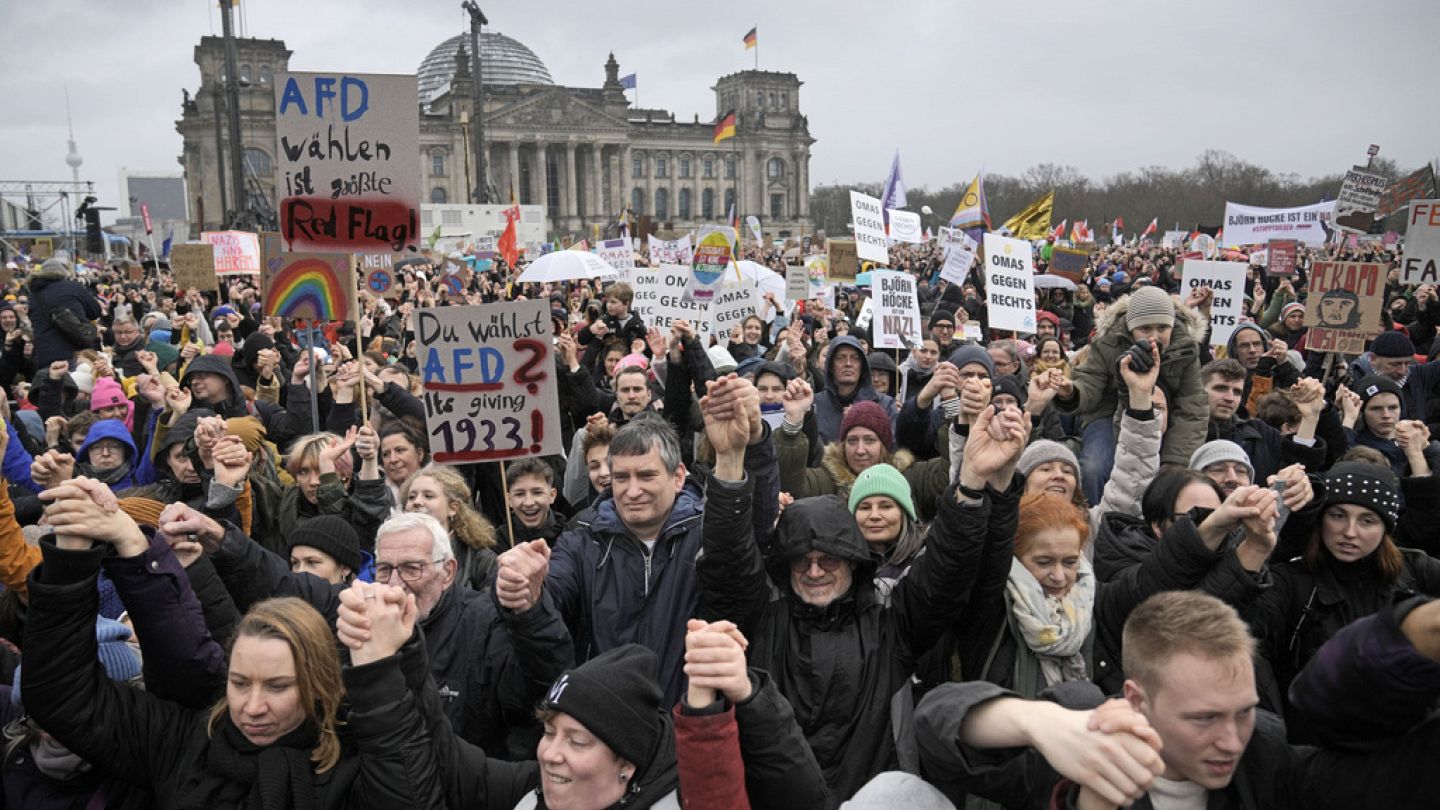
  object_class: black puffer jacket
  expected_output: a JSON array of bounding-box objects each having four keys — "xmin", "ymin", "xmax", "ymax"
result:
[
  {"xmin": 180, "ymin": 354, "xmax": 304, "ymax": 451},
  {"xmin": 22, "ymin": 540, "xmax": 445, "ymax": 810},
  {"xmin": 698, "ymin": 477, "xmax": 1007, "ymax": 804},
  {"xmin": 29, "ymin": 274, "xmax": 101, "ymax": 367}
]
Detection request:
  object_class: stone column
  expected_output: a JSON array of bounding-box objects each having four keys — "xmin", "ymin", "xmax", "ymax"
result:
[
  {"xmin": 508, "ymin": 142, "xmax": 521, "ymax": 204},
  {"xmin": 565, "ymin": 142, "xmax": 579, "ymax": 229},
  {"xmin": 534, "ymin": 142, "xmax": 550, "ymax": 228},
  {"xmin": 591, "ymin": 145, "xmax": 605, "ymax": 224},
  {"xmin": 799, "ymin": 150, "xmax": 810, "ymax": 219}
]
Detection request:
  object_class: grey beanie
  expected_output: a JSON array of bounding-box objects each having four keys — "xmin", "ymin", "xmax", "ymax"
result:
[
  {"xmin": 1188, "ymin": 439, "xmax": 1254, "ymax": 482},
  {"xmin": 1017, "ymin": 439, "xmax": 1080, "ymax": 479},
  {"xmin": 841, "ymin": 772, "xmax": 957, "ymax": 810},
  {"xmin": 947, "ymin": 343, "xmax": 994, "ymax": 376},
  {"xmin": 1125, "ymin": 286, "xmax": 1176, "ymax": 331}
]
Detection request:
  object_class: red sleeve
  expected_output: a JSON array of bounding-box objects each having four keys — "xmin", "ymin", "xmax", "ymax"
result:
[{"xmin": 672, "ymin": 703, "xmax": 751, "ymax": 810}]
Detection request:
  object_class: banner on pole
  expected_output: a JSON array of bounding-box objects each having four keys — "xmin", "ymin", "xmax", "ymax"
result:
[
  {"xmin": 849, "ymin": 191, "xmax": 889, "ymax": 264},
  {"xmin": 261, "ymin": 252, "xmax": 358, "ymax": 322},
  {"xmin": 871, "ymin": 270, "xmax": 922, "ymax": 349},
  {"xmin": 414, "ymin": 300, "xmax": 562, "ymax": 463},
  {"xmin": 274, "ymin": 72, "xmax": 421, "ymax": 252},
  {"xmin": 1304, "ymin": 261, "xmax": 1384, "ymax": 355},
  {"xmin": 1402, "ymin": 201, "xmax": 1440, "ymax": 286},
  {"xmin": 1180, "ymin": 260, "xmax": 1247, "ymax": 346},
  {"xmin": 982, "ymin": 233, "xmax": 1037, "ymax": 333},
  {"xmin": 1222, "ymin": 201, "xmax": 1334, "ymax": 247},
  {"xmin": 200, "ymin": 231, "xmax": 262, "ymax": 275}
]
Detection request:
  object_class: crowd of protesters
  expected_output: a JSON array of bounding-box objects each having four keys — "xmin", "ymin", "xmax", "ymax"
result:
[{"xmin": 0, "ymin": 224, "xmax": 1435, "ymax": 810}]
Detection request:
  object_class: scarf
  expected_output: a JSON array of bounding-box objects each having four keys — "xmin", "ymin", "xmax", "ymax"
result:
[
  {"xmin": 31, "ymin": 736, "xmax": 92, "ymax": 781},
  {"xmin": 175, "ymin": 716, "xmax": 320, "ymax": 810},
  {"xmin": 81, "ymin": 459, "xmax": 133, "ymax": 488},
  {"xmin": 1006, "ymin": 556, "xmax": 1095, "ymax": 687}
]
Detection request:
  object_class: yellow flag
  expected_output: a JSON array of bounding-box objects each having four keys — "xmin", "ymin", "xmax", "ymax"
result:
[{"xmin": 1001, "ymin": 191, "xmax": 1055, "ymax": 241}]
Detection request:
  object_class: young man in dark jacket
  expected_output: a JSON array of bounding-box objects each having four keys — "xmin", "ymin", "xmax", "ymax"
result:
[
  {"xmin": 28, "ymin": 258, "xmax": 101, "ymax": 367},
  {"xmin": 914, "ymin": 590, "xmax": 1440, "ymax": 810},
  {"xmin": 813, "ymin": 335, "xmax": 896, "ymax": 444}
]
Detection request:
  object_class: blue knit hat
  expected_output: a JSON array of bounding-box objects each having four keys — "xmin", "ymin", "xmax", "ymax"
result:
[
  {"xmin": 13, "ymin": 617, "xmax": 141, "ymax": 705},
  {"xmin": 848, "ymin": 463, "xmax": 917, "ymax": 521}
]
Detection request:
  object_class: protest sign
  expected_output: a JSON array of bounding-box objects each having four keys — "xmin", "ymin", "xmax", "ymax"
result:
[
  {"xmin": 1378, "ymin": 165, "xmax": 1437, "ymax": 217},
  {"xmin": 648, "ymin": 234, "xmax": 692, "ymax": 266},
  {"xmin": 849, "ymin": 191, "xmax": 888, "ymax": 264},
  {"xmin": 785, "ymin": 264, "xmax": 810, "ymax": 302},
  {"xmin": 1222, "ymin": 201, "xmax": 1334, "ymax": 246},
  {"xmin": 1249, "ymin": 249, "xmax": 1268, "ymax": 267},
  {"xmin": 1160, "ymin": 230, "xmax": 1188, "ymax": 250},
  {"xmin": 887, "ymin": 209, "xmax": 924, "ymax": 244},
  {"xmin": 632, "ymin": 264, "xmax": 709, "ymax": 332},
  {"xmin": 745, "ymin": 215, "xmax": 763, "ymax": 244},
  {"xmin": 705, "ymin": 275, "xmax": 760, "ymax": 339},
  {"xmin": 1180, "ymin": 260, "xmax": 1247, "ymax": 346},
  {"xmin": 982, "ymin": 233, "xmax": 1037, "ymax": 333},
  {"xmin": 261, "ymin": 252, "xmax": 357, "ymax": 322},
  {"xmin": 201, "ymin": 230, "xmax": 262, "ymax": 274},
  {"xmin": 473, "ymin": 235, "xmax": 496, "ymax": 260},
  {"xmin": 1048, "ymin": 246, "xmax": 1089, "ymax": 284},
  {"xmin": 170, "ymin": 243, "xmax": 218, "ymax": 291},
  {"xmin": 274, "ymin": 72, "xmax": 421, "ymax": 252},
  {"xmin": 358, "ymin": 252, "xmax": 406, "ymax": 299},
  {"xmin": 1304, "ymin": 260, "xmax": 1383, "ymax": 355},
  {"xmin": 596, "ymin": 238, "xmax": 637, "ymax": 284},
  {"xmin": 1266, "ymin": 239, "xmax": 1297, "ymax": 277},
  {"xmin": 414, "ymin": 300, "xmax": 562, "ymax": 463},
  {"xmin": 1334, "ymin": 166, "xmax": 1389, "ymax": 233},
  {"xmin": 871, "ymin": 270, "xmax": 922, "ymax": 349},
  {"xmin": 685, "ymin": 226, "xmax": 734, "ymax": 304},
  {"xmin": 827, "ymin": 239, "xmax": 858, "ymax": 282},
  {"xmin": 1402, "ymin": 200, "xmax": 1440, "ymax": 285},
  {"xmin": 855, "ymin": 298, "xmax": 874, "ymax": 330},
  {"xmin": 939, "ymin": 228, "xmax": 978, "ymax": 285}
]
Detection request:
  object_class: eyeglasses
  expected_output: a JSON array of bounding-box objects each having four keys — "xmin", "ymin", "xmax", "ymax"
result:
[
  {"xmin": 374, "ymin": 559, "xmax": 445, "ymax": 582},
  {"xmin": 789, "ymin": 554, "xmax": 845, "ymax": 573}
]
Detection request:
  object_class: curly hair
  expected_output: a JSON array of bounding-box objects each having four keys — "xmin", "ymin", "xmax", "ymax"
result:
[{"xmin": 400, "ymin": 466, "xmax": 496, "ymax": 551}]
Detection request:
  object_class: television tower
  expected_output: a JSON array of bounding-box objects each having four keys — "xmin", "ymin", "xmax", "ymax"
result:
[{"xmin": 64, "ymin": 86, "xmax": 83, "ymax": 183}]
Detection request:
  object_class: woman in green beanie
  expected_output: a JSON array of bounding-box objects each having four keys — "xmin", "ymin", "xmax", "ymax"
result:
[{"xmin": 849, "ymin": 463, "xmax": 926, "ymax": 604}]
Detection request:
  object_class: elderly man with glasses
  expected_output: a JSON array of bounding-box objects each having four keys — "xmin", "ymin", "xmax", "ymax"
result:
[{"xmin": 162, "ymin": 504, "xmax": 574, "ymax": 752}]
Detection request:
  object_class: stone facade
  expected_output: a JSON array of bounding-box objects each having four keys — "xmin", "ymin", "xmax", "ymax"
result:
[{"xmin": 176, "ymin": 33, "xmax": 814, "ymax": 240}]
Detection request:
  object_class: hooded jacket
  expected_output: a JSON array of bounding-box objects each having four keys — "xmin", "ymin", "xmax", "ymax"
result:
[
  {"xmin": 1225, "ymin": 322, "xmax": 1300, "ymax": 418},
  {"xmin": 1053, "ymin": 293, "xmax": 1209, "ymax": 465},
  {"xmin": 28, "ymin": 273, "xmax": 101, "ymax": 367},
  {"xmin": 546, "ymin": 434, "xmax": 780, "ymax": 709},
  {"xmin": 180, "ymin": 353, "xmax": 302, "ymax": 451},
  {"xmin": 76, "ymin": 418, "xmax": 141, "ymax": 492},
  {"xmin": 698, "ymin": 476, "xmax": 1009, "ymax": 803},
  {"xmin": 814, "ymin": 336, "xmax": 896, "ymax": 445}
]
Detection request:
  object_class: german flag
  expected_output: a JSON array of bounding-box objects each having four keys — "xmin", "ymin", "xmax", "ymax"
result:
[
  {"xmin": 713, "ymin": 110, "xmax": 737, "ymax": 144},
  {"xmin": 743, "ymin": 27, "xmax": 757, "ymax": 49}
]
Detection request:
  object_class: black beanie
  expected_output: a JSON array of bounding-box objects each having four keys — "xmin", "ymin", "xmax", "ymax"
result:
[
  {"xmin": 928, "ymin": 309, "xmax": 956, "ymax": 328},
  {"xmin": 1323, "ymin": 462, "xmax": 1400, "ymax": 533},
  {"xmin": 1355, "ymin": 374, "xmax": 1403, "ymax": 409},
  {"xmin": 285, "ymin": 515, "xmax": 364, "ymax": 573},
  {"xmin": 542, "ymin": 645, "xmax": 663, "ymax": 768}
]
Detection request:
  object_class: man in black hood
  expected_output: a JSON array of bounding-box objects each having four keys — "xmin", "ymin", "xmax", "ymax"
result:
[
  {"xmin": 180, "ymin": 354, "xmax": 303, "ymax": 450},
  {"xmin": 813, "ymin": 335, "xmax": 896, "ymax": 444}
]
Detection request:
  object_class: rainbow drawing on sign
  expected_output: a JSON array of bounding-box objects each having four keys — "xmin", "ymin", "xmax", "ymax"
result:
[{"xmin": 264, "ymin": 255, "xmax": 353, "ymax": 321}]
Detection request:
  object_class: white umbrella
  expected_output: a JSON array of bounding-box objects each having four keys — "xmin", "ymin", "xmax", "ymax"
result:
[
  {"xmin": 733, "ymin": 260, "xmax": 787, "ymax": 303},
  {"xmin": 1033, "ymin": 274, "xmax": 1077, "ymax": 291},
  {"xmin": 517, "ymin": 250, "xmax": 619, "ymax": 283}
]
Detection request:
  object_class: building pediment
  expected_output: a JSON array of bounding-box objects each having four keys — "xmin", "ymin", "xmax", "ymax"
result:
[{"xmin": 489, "ymin": 89, "xmax": 628, "ymax": 133}]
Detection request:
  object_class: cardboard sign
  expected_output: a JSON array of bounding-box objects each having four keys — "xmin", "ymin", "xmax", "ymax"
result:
[
  {"xmin": 261, "ymin": 252, "xmax": 357, "ymax": 322},
  {"xmin": 1048, "ymin": 246, "xmax": 1089, "ymax": 283},
  {"xmin": 274, "ymin": 72, "xmax": 421, "ymax": 252},
  {"xmin": 686, "ymin": 226, "xmax": 734, "ymax": 304},
  {"xmin": 1222, "ymin": 201, "xmax": 1334, "ymax": 247},
  {"xmin": 982, "ymin": 233, "xmax": 1037, "ymax": 333},
  {"xmin": 170, "ymin": 243, "xmax": 218, "ymax": 291},
  {"xmin": 31, "ymin": 237, "xmax": 53, "ymax": 260},
  {"xmin": 414, "ymin": 300, "xmax": 562, "ymax": 463},
  {"xmin": 596, "ymin": 238, "xmax": 637, "ymax": 284},
  {"xmin": 1304, "ymin": 260, "xmax": 1383, "ymax": 355},
  {"xmin": 1403, "ymin": 200, "xmax": 1440, "ymax": 286},
  {"xmin": 827, "ymin": 239, "xmax": 858, "ymax": 282},
  {"xmin": 1180, "ymin": 260, "xmax": 1247, "ymax": 346},
  {"xmin": 887, "ymin": 209, "xmax": 924, "ymax": 244},
  {"xmin": 648, "ymin": 234, "xmax": 692, "ymax": 266},
  {"xmin": 785, "ymin": 264, "xmax": 810, "ymax": 302},
  {"xmin": 849, "ymin": 191, "xmax": 888, "ymax": 264},
  {"xmin": 1266, "ymin": 239, "xmax": 1298, "ymax": 277},
  {"xmin": 1334, "ymin": 166, "xmax": 1389, "ymax": 233},
  {"xmin": 939, "ymin": 228, "xmax": 978, "ymax": 285},
  {"xmin": 127, "ymin": 262, "xmax": 145, "ymax": 283},
  {"xmin": 1378, "ymin": 165, "xmax": 1437, "ymax": 217},
  {"xmin": 871, "ymin": 270, "xmax": 922, "ymax": 349},
  {"xmin": 201, "ymin": 230, "xmax": 262, "ymax": 275}
]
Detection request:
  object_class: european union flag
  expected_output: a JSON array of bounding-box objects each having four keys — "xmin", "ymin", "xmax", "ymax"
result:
[{"xmin": 619, "ymin": 73, "xmax": 636, "ymax": 90}]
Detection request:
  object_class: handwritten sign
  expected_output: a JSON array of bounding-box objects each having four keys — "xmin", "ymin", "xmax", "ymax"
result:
[
  {"xmin": 414, "ymin": 300, "xmax": 561, "ymax": 463},
  {"xmin": 648, "ymin": 234, "xmax": 692, "ymax": 266},
  {"xmin": 872, "ymin": 270, "xmax": 922, "ymax": 349},
  {"xmin": 274, "ymin": 72, "xmax": 420, "ymax": 252},
  {"xmin": 982, "ymin": 233, "xmax": 1037, "ymax": 333},
  {"xmin": 261, "ymin": 252, "xmax": 357, "ymax": 322},
  {"xmin": 785, "ymin": 263, "xmax": 810, "ymax": 302},
  {"xmin": 939, "ymin": 228, "xmax": 978, "ymax": 285},
  {"xmin": 827, "ymin": 239, "xmax": 858, "ymax": 282},
  {"xmin": 170, "ymin": 243, "xmax": 218, "ymax": 291},
  {"xmin": 1403, "ymin": 201, "xmax": 1440, "ymax": 286},
  {"xmin": 358, "ymin": 252, "xmax": 406, "ymax": 299},
  {"xmin": 201, "ymin": 231, "xmax": 261, "ymax": 275},
  {"xmin": 849, "ymin": 191, "xmax": 888, "ymax": 264},
  {"xmin": 1180, "ymin": 260, "xmax": 1247, "ymax": 346},
  {"xmin": 1305, "ymin": 260, "xmax": 1383, "ymax": 355},
  {"xmin": 1048, "ymin": 246, "xmax": 1089, "ymax": 284}
]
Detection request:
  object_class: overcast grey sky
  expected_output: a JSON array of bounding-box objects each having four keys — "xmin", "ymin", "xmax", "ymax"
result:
[{"xmin": 3, "ymin": 0, "xmax": 1437, "ymax": 225}]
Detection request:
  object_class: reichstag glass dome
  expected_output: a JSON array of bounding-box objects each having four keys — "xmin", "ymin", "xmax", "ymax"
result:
[{"xmin": 417, "ymin": 32, "xmax": 553, "ymax": 110}]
